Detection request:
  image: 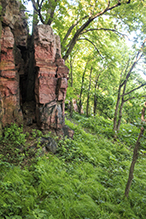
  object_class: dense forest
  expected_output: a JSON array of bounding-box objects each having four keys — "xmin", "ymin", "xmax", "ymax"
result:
[{"xmin": 1, "ymin": 0, "xmax": 146, "ymax": 218}]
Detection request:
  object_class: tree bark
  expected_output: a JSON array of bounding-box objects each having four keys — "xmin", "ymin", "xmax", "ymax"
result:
[
  {"xmin": 113, "ymin": 84, "xmax": 122, "ymax": 132},
  {"xmin": 125, "ymin": 102, "xmax": 146, "ymax": 198},
  {"xmin": 116, "ymin": 99, "xmax": 125, "ymax": 131},
  {"xmin": 124, "ymin": 127, "xmax": 144, "ymax": 198},
  {"xmin": 116, "ymin": 80, "xmax": 127, "ymax": 131},
  {"xmin": 78, "ymin": 60, "xmax": 89, "ymax": 114},
  {"xmin": 93, "ymin": 73, "xmax": 101, "ymax": 116},
  {"xmin": 86, "ymin": 67, "xmax": 92, "ymax": 117}
]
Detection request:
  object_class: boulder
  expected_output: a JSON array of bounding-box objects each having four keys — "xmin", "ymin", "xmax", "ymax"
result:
[
  {"xmin": 40, "ymin": 137, "xmax": 58, "ymax": 154},
  {"xmin": 62, "ymin": 125, "xmax": 74, "ymax": 139}
]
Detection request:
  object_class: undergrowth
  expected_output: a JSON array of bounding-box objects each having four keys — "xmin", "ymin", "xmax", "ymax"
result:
[
  {"xmin": 0, "ymin": 123, "xmax": 44, "ymax": 166},
  {"xmin": 0, "ymin": 115, "xmax": 146, "ymax": 219}
]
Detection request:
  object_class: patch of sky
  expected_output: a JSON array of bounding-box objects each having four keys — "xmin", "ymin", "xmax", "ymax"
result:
[{"xmin": 24, "ymin": 1, "xmax": 33, "ymax": 34}]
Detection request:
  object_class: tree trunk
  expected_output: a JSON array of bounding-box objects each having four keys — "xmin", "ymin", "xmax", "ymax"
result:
[
  {"xmin": 63, "ymin": 2, "xmax": 123, "ymax": 61},
  {"xmin": 93, "ymin": 73, "xmax": 100, "ymax": 116},
  {"xmin": 86, "ymin": 67, "xmax": 92, "ymax": 117},
  {"xmin": 32, "ymin": 3, "xmax": 39, "ymax": 33},
  {"xmin": 125, "ymin": 126, "xmax": 144, "ymax": 197},
  {"xmin": 113, "ymin": 84, "xmax": 122, "ymax": 132},
  {"xmin": 116, "ymin": 80, "xmax": 127, "ymax": 131},
  {"xmin": 69, "ymin": 58, "xmax": 73, "ymax": 118},
  {"xmin": 78, "ymin": 60, "xmax": 89, "ymax": 114},
  {"xmin": 94, "ymin": 96, "xmax": 97, "ymax": 116},
  {"xmin": 116, "ymin": 99, "xmax": 124, "ymax": 131},
  {"xmin": 125, "ymin": 102, "xmax": 146, "ymax": 198}
]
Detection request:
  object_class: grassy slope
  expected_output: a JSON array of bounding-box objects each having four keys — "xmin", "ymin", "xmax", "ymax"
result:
[{"xmin": 0, "ymin": 114, "xmax": 146, "ymax": 219}]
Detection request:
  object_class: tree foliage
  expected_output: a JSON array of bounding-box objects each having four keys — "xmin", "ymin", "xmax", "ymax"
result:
[
  {"xmin": 24, "ymin": 0, "xmax": 146, "ymax": 60},
  {"xmin": 22, "ymin": 0, "xmax": 146, "ymax": 128}
]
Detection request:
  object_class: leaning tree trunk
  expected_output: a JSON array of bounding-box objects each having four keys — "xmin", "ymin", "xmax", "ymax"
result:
[
  {"xmin": 86, "ymin": 67, "xmax": 92, "ymax": 117},
  {"xmin": 124, "ymin": 102, "xmax": 146, "ymax": 198}
]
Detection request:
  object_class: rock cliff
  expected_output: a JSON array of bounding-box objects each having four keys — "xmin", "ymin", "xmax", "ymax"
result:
[
  {"xmin": 34, "ymin": 25, "xmax": 69, "ymax": 132},
  {"xmin": 0, "ymin": 0, "xmax": 28, "ymax": 127},
  {"xmin": 0, "ymin": 0, "xmax": 73, "ymax": 137}
]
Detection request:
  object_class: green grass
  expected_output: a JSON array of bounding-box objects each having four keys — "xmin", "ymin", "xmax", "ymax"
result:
[{"xmin": 0, "ymin": 115, "xmax": 146, "ymax": 218}]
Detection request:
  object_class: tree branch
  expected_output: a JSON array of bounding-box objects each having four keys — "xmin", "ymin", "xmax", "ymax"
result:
[
  {"xmin": 122, "ymin": 83, "xmax": 146, "ymax": 97},
  {"xmin": 120, "ymin": 37, "xmax": 146, "ymax": 88},
  {"xmin": 124, "ymin": 95, "xmax": 146, "ymax": 102},
  {"xmin": 31, "ymin": 0, "xmax": 39, "ymax": 12},
  {"xmin": 62, "ymin": 15, "xmax": 89, "ymax": 44},
  {"xmin": 78, "ymin": 37, "xmax": 104, "ymax": 59},
  {"xmin": 31, "ymin": 0, "xmax": 45, "ymax": 24},
  {"xmin": 46, "ymin": 0, "xmax": 58, "ymax": 25},
  {"xmin": 63, "ymin": 0, "xmax": 127, "ymax": 60},
  {"xmin": 81, "ymin": 28, "xmax": 128, "ymax": 39},
  {"xmin": 39, "ymin": 0, "xmax": 44, "ymax": 8}
]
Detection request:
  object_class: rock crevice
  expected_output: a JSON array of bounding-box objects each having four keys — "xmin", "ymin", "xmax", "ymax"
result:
[{"xmin": 0, "ymin": 0, "xmax": 73, "ymax": 137}]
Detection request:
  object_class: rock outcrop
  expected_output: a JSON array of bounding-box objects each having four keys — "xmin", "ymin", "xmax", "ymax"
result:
[
  {"xmin": 34, "ymin": 25, "xmax": 69, "ymax": 131},
  {"xmin": 0, "ymin": 0, "xmax": 28, "ymax": 126},
  {"xmin": 0, "ymin": 0, "xmax": 73, "ymax": 137}
]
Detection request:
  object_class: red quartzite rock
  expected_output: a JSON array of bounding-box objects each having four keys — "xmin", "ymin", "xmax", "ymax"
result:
[
  {"xmin": 34, "ymin": 25, "xmax": 69, "ymax": 131},
  {"xmin": 0, "ymin": 5, "xmax": 73, "ymax": 138},
  {"xmin": 0, "ymin": 0, "xmax": 28, "ymax": 127},
  {"xmin": 0, "ymin": 26, "xmax": 20, "ymax": 125}
]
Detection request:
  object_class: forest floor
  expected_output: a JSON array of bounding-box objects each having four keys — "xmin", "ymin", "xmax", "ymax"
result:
[{"xmin": 0, "ymin": 112, "xmax": 146, "ymax": 219}]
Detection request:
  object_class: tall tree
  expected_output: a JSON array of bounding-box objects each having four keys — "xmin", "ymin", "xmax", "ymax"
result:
[
  {"xmin": 113, "ymin": 38, "xmax": 146, "ymax": 134},
  {"xmin": 26, "ymin": 0, "xmax": 145, "ymax": 60}
]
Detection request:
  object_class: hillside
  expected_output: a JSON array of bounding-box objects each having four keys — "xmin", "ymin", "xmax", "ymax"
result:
[{"xmin": 0, "ymin": 113, "xmax": 146, "ymax": 219}]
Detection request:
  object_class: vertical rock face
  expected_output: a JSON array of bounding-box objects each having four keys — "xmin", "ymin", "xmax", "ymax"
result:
[
  {"xmin": 0, "ymin": 26, "xmax": 20, "ymax": 125},
  {"xmin": 0, "ymin": 0, "xmax": 28, "ymax": 126},
  {"xmin": 0, "ymin": 1, "xmax": 72, "ymax": 137},
  {"xmin": 34, "ymin": 25, "xmax": 69, "ymax": 131}
]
